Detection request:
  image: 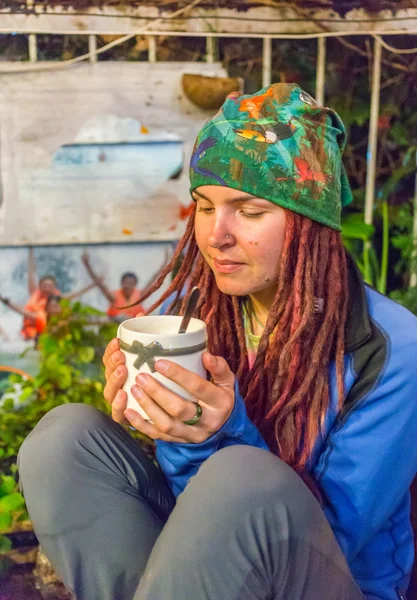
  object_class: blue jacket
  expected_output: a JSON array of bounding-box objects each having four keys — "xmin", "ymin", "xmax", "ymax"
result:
[{"xmin": 156, "ymin": 258, "xmax": 417, "ymax": 600}]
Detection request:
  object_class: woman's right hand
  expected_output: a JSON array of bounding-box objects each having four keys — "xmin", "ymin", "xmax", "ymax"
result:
[{"xmin": 103, "ymin": 337, "xmax": 129, "ymax": 425}]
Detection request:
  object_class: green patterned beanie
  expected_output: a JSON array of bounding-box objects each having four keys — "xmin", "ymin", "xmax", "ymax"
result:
[{"xmin": 189, "ymin": 83, "xmax": 352, "ymax": 231}]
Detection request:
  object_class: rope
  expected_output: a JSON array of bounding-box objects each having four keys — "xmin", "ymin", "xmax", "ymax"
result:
[{"xmin": 372, "ymin": 34, "xmax": 417, "ymax": 54}]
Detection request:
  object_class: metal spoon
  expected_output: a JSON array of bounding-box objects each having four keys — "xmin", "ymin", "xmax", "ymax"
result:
[{"xmin": 178, "ymin": 287, "xmax": 200, "ymax": 334}]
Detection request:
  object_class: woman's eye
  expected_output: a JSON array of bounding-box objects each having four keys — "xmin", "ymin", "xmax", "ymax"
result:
[
  {"xmin": 197, "ymin": 207, "xmax": 214, "ymax": 214},
  {"xmin": 241, "ymin": 211, "xmax": 265, "ymax": 219}
]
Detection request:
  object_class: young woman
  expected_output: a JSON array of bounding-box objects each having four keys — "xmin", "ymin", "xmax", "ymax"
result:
[{"xmin": 18, "ymin": 84, "xmax": 417, "ymax": 600}]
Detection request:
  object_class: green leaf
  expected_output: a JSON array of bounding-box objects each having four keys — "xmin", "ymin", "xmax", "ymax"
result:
[
  {"xmin": 16, "ymin": 511, "xmax": 29, "ymax": 522},
  {"xmin": 0, "ymin": 492, "xmax": 25, "ymax": 512},
  {"xmin": 40, "ymin": 337, "xmax": 59, "ymax": 355},
  {"xmin": 377, "ymin": 152, "xmax": 417, "ymax": 203},
  {"xmin": 44, "ymin": 354, "xmax": 61, "ymax": 371},
  {"xmin": 0, "ymin": 512, "xmax": 12, "ymax": 531},
  {"xmin": 389, "ymin": 121, "xmax": 410, "ymax": 147},
  {"xmin": 77, "ymin": 346, "xmax": 95, "ymax": 364},
  {"xmin": 381, "ymin": 103, "xmax": 401, "ymax": 118},
  {"xmin": 56, "ymin": 367, "xmax": 73, "ymax": 390},
  {"xmin": 1, "ymin": 399, "xmax": 14, "ymax": 412},
  {"xmin": 341, "ymin": 213, "xmax": 375, "ymax": 241},
  {"xmin": 0, "ymin": 476, "xmax": 16, "ymax": 496},
  {"xmin": 0, "ymin": 534, "xmax": 12, "ymax": 553},
  {"xmin": 19, "ymin": 387, "xmax": 35, "ymax": 403}
]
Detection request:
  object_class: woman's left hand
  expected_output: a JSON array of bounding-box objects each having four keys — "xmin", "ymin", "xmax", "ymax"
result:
[{"xmin": 124, "ymin": 352, "xmax": 235, "ymax": 444}]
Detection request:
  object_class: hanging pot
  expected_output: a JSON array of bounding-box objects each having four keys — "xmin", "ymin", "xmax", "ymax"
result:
[{"xmin": 182, "ymin": 74, "xmax": 242, "ymax": 110}]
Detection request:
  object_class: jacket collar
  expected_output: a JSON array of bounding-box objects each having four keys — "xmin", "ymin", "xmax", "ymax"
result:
[{"xmin": 345, "ymin": 253, "xmax": 372, "ymax": 353}]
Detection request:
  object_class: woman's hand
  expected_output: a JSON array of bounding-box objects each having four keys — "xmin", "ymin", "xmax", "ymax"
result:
[
  {"xmin": 124, "ymin": 354, "xmax": 235, "ymax": 444},
  {"xmin": 103, "ymin": 337, "xmax": 130, "ymax": 426},
  {"xmin": 103, "ymin": 337, "xmax": 235, "ymax": 443}
]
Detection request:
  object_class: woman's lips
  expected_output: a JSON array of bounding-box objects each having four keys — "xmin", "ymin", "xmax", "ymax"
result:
[{"xmin": 212, "ymin": 258, "xmax": 245, "ymax": 274}]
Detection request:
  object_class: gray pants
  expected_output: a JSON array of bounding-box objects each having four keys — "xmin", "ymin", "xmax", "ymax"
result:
[{"xmin": 17, "ymin": 404, "xmax": 363, "ymax": 600}]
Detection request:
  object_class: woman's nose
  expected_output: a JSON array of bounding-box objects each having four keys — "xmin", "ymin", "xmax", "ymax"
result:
[{"xmin": 208, "ymin": 220, "xmax": 235, "ymax": 249}]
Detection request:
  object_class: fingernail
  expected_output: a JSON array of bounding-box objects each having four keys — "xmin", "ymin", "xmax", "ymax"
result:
[
  {"xmin": 155, "ymin": 360, "xmax": 168, "ymax": 373},
  {"xmin": 203, "ymin": 352, "xmax": 215, "ymax": 365},
  {"xmin": 132, "ymin": 385, "xmax": 143, "ymax": 398},
  {"xmin": 136, "ymin": 373, "xmax": 149, "ymax": 385}
]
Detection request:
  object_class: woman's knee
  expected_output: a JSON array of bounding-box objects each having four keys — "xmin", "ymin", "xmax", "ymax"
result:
[
  {"xmin": 182, "ymin": 446, "xmax": 319, "ymax": 528},
  {"xmin": 18, "ymin": 404, "xmax": 109, "ymax": 481},
  {"xmin": 196, "ymin": 445, "xmax": 309, "ymax": 499},
  {"xmin": 160, "ymin": 447, "xmax": 324, "ymax": 573}
]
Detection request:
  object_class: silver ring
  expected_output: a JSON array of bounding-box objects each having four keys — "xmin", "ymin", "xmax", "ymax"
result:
[{"xmin": 183, "ymin": 402, "xmax": 203, "ymax": 426}]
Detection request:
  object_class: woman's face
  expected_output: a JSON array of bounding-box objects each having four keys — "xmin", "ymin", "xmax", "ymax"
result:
[
  {"xmin": 194, "ymin": 185, "xmax": 287, "ymax": 301},
  {"xmin": 39, "ymin": 278, "xmax": 56, "ymax": 296}
]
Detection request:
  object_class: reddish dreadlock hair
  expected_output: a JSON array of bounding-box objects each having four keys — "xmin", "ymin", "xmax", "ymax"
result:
[{"xmin": 137, "ymin": 206, "xmax": 349, "ymax": 471}]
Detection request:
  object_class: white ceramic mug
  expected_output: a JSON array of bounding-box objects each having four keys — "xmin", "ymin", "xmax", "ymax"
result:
[{"xmin": 117, "ymin": 315, "xmax": 207, "ymax": 421}]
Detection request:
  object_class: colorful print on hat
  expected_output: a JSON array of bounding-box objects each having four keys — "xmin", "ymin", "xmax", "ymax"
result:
[{"xmin": 189, "ymin": 83, "xmax": 353, "ymax": 231}]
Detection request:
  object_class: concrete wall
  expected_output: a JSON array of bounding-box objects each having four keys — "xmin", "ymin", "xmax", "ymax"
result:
[{"xmin": 0, "ymin": 61, "xmax": 228, "ymax": 341}]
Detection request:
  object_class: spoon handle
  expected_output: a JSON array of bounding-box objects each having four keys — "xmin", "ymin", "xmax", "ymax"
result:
[{"xmin": 178, "ymin": 287, "xmax": 200, "ymax": 334}]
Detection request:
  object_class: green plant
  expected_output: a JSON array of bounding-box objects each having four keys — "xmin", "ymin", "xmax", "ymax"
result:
[
  {"xmin": 0, "ymin": 473, "xmax": 27, "ymax": 552},
  {"xmin": 389, "ymin": 202, "xmax": 417, "ymax": 313},
  {"xmin": 0, "ymin": 301, "xmax": 118, "ymax": 470},
  {"xmin": 341, "ymin": 147, "xmax": 417, "ymax": 302},
  {"xmin": 0, "ymin": 300, "xmax": 155, "ymax": 539},
  {"xmin": 0, "ymin": 302, "xmax": 119, "ymax": 543}
]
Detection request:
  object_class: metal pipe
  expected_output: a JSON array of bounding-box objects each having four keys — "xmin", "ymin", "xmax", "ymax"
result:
[
  {"xmin": 262, "ymin": 37, "xmax": 272, "ymax": 88},
  {"xmin": 206, "ymin": 36, "xmax": 215, "ymax": 63},
  {"xmin": 364, "ymin": 37, "xmax": 382, "ymax": 228},
  {"xmin": 28, "ymin": 34, "xmax": 37, "ymax": 62},
  {"xmin": 148, "ymin": 35, "xmax": 157, "ymax": 62},
  {"xmin": 315, "ymin": 37, "xmax": 326, "ymax": 104},
  {"xmin": 88, "ymin": 34, "xmax": 97, "ymax": 64}
]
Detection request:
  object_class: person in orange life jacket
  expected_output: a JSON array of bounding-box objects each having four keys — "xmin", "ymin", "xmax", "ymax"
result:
[
  {"xmin": 0, "ymin": 293, "xmax": 62, "ymax": 340},
  {"xmin": 20, "ymin": 248, "xmax": 98, "ymax": 340},
  {"xmin": 81, "ymin": 252, "xmax": 145, "ymax": 321}
]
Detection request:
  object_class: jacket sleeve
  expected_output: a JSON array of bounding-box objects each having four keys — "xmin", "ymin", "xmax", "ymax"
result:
[
  {"xmin": 313, "ymin": 332, "xmax": 417, "ymax": 563},
  {"xmin": 155, "ymin": 380, "xmax": 269, "ymax": 497}
]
